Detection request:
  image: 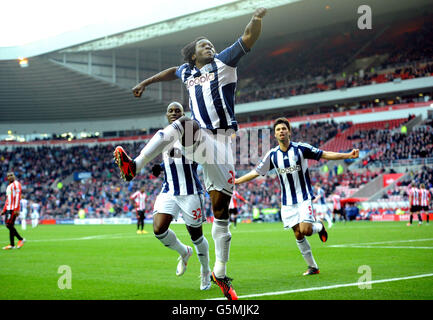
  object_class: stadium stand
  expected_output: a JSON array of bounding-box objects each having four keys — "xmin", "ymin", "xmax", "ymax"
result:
[
  {"xmin": 322, "ymin": 118, "xmax": 408, "ymax": 153},
  {"xmin": 236, "ymin": 13, "xmax": 433, "ymax": 104}
]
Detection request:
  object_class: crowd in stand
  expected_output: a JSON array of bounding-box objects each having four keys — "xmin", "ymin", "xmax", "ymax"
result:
[
  {"xmin": 379, "ymin": 165, "xmax": 433, "ymax": 202},
  {"xmin": 0, "ymin": 119, "xmax": 351, "ymax": 221},
  {"xmin": 236, "ymin": 14, "xmax": 433, "ymax": 104},
  {"xmin": 350, "ymin": 123, "xmax": 433, "ymax": 165},
  {"xmin": 2, "ymin": 112, "xmax": 431, "ymax": 221},
  {"xmin": 0, "ymin": 119, "xmax": 378, "ymax": 221},
  {"xmin": 0, "ymin": 142, "xmax": 163, "ymax": 220},
  {"xmin": 236, "ymin": 93, "xmax": 432, "ymax": 125},
  {"xmin": 237, "ymin": 62, "xmax": 433, "ymax": 104}
]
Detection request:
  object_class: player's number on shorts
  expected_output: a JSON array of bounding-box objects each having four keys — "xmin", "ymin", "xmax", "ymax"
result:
[{"xmin": 192, "ymin": 208, "xmax": 202, "ymax": 220}]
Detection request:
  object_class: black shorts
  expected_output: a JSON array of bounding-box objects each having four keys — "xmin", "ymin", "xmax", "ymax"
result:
[
  {"xmin": 137, "ymin": 210, "xmax": 145, "ymax": 220},
  {"xmin": 5, "ymin": 210, "xmax": 18, "ymax": 226},
  {"xmin": 410, "ymin": 206, "xmax": 421, "ymax": 213},
  {"xmin": 420, "ymin": 206, "xmax": 429, "ymax": 212},
  {"xmin": 229, "ymin": 208, "xmax": 238, "ymax": 216},
  {"xmin": 333, "ymin": 209, "xmax": 343, "ymax": 215}
]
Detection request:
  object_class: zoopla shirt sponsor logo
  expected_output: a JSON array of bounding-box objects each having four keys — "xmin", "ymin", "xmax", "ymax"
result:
[
  {"xmin": 278, "ymin": 165, "xmax": 301, "ymax": 174},
  {"xmin": 186, "ymin": 72, "xmax": 215, "ymax": 88}
]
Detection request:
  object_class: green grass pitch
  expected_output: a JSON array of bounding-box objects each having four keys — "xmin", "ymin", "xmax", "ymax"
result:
[{"xmin": 1, "ymin": 221, "xmax": 432, "ymax": 300}]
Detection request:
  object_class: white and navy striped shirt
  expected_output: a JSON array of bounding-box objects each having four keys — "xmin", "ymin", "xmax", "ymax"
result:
[
  {"xmin": 20, "ymin": 198, "xmax": 28, "ymax": 214},
  {"xmin": 315, "ymin": 187, "xmax": 326, "ymax": 205},
  {"xmin": 255, "ymin": 142, "xmax": 323, "ymax": 206},
  {"xmin": 175, "ymin": 37, "xmax": 250, "ymax": 132},
  {"xmin": 161, "ymin": 142, "xmax": 203, "ymax": 196},
  {"xmin": 31, "ymin": 202, "xmax": 40, "ymax": 214}
]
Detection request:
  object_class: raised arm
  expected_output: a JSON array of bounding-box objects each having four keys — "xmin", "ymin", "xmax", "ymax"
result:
[
  {"xmin": 241, "ymin": 7, "xmax": 267, "ymax": 49},
  {"xmin": 132, "ymin": 66, "xmax": 178, "ymax": 98},
  {"xmin": 235, "ymin": 170, "xmax": 260, "ymax": 185},
  {"xmin": 321, "ymin": 149, "xmax": 359, "ymax": 161}
]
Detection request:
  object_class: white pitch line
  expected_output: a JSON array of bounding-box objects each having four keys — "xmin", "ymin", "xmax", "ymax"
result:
[
  {"xmin": 206, "ymin": 273, "xmax": 433, "ymax": 300},
  {"xmin": 346, "ymin": 245, "xmax": 433, "ymax": 250},
  {"xmin": 328, "ymin": 238, "xmax": 433, "ymax": 248},
  {"xmin": 27, "ymin": 233, "xmax": 144, "ymax": 242}
]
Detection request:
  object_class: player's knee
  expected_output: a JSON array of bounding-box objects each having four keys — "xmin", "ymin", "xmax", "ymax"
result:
[
  {"xmin": 300, "ymin": 224, "xmax": 313, "ymax": 236},
  {"xmin": 211, "ymin": 198, "xmax": 230, "ymax": 220},
  {"xmin": 153, "ymin": 223, "xmax": 168, "ymax": 236},
  {"xmin": 213, "ymin": 207, "xmax": 228, "ymax": 219},
  {"xmin": 188, "ymin": 226, "xmax": 203, "ymax": 242},
  {"xmin": 294, "ymin": 231, "xmax": 304, "ymax": 241}
]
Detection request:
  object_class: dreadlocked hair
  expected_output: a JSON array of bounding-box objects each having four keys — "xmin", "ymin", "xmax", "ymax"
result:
[{"xmin": 181, "ymin": 36, "xmax": 207, "ymax": 68}]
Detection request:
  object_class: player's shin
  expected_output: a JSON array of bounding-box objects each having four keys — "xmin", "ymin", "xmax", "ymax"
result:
[
  {"xmin": 134, "ymin": 121, "xmax": 184, "ymax": 172},
  {"xmin": 155, "ymin": 229, "xmax": 188, "ymax": 257},
  {"xmin": 192, "ymin": 235, "xmax": 210, "ymax": 273},
  {"xmin": 211, "ymin": 219, "xmax": 231, "ymax": 277},
  {"xmin": 296, "ymin": 238, "xmax": 318, "ymax": 269}
]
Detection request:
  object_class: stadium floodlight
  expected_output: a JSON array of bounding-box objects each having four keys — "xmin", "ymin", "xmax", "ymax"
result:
[{"xmin": 18, "ymin": 57, "xmax": 28, "ymax": 68}]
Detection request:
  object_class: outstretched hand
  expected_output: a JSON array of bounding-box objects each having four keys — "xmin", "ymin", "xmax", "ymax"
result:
[
  {"xmin": 348, "ymin": 149, "xmax": 360, "ymax": 159},
  {"xmin": 253, "ymin": 7, "xmax": 267, "ymax": 19},
  {"xmin": 132, "ymin": 83, "xmax": 146, "ymax": 98}
]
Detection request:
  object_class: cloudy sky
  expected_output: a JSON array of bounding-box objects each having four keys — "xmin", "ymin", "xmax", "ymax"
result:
[{"xmin": 0, "ymin": 0, "xmax": 236, "ymax": 47}]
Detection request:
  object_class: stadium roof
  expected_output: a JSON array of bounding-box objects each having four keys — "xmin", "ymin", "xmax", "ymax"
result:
[
  {"xmin": 62, "ymin": 0, "xmax": 433, "ymax": 53},
  {"xmin": 1, "ymin": 0, "xmax": 432, "ymax": 135},
  {"xmin": 0, "ymin": 0, "xmax": 294, "ymax": 60},
  {"xmin": 2, "ymin": 0, "xmax": 431, "ymax": 60}
]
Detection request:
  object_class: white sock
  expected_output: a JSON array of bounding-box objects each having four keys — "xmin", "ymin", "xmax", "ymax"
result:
[
  {"xmin": 311, "ymin": 222, "xmax": 323, "ymax": 234},
  {"xmin": 155, "ymin": 229, "xmax": 188, "ymax": 257},
  {"xmin": 22, "ymin": 219, "xmax": 26, "ymax": 230},
  {"xmin": 135, "ymin": 120, "xmax": 184, "ymax": 172},
  {"xmin": 325, "ymin": 214, "xmax": 333, "ymax": 226},
  {"xmin": 192, "ymin": 235, "xmax": 210, "ymax": 274},
  {"xmin": 212, "ymin": 219, "xmax": 231, "ymax": 278},
  {"xmin": 214, "ymin": 260, "xmax": 226, "ymax": 278},
  {"xmin": 296, "ymin": 238, "xmax": 318, "ymax": 269}
]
